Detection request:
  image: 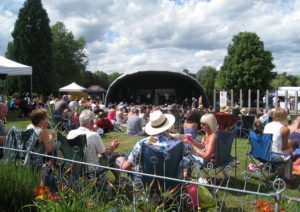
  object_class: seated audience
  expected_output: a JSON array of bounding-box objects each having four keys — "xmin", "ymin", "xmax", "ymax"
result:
[
  {"xmin": 183, "ymin": 113, "xmax": 217, "ymax": 166},
  {"xmin": 115, "ymin": 106, "xmax": 127, "ymax": 126},
  {"xmin": 27, "ymin": 109, "xmax": 57, "ymax": 154},
  {"xmin": 126, "ymin": 108, "xmax": 145, "ymax": 136},
  {"xmin": 263, "ymin": 107, "xmax": 293, "ymax": 180},
  {"xmin": 116, "ymin": 110, "xmax": 189, "ymax": 170},
  {"xmin": 67, "ymin": 109, "xmax": 120, "ymax": 179},
  {"xmin": 95, "ymin": 111, "xmax": 114, "ymax": 133},
  {"xmin": 183, "ymin": 110, "xmax": 199, "ymax": 140}
]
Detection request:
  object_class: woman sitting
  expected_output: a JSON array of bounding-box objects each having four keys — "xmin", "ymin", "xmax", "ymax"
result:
[
  {"xmin": 183, "ymin": 110, "xmax": 199, "ymax": 140},
  {"xmin": 263, "ymin": 107, "xmax": 293, "ymax": 180},
  {"xmin": 183, "ymin": 113, "xmax": 217, "ymax": 166},
  {"xmin": 27, "ymin": 108, "xmax": 57, "ymax": 154}
]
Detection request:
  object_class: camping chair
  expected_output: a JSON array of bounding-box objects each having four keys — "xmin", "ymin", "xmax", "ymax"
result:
[
  {"xmin": 3, "ymin": 126, "xmax": 44, "ymax": 167},
  {"xmin": 246, "ymin": 130, "xmax": 292, "ymax": 184},
  {"xmin": 137, "ymin": 141, "xmax": 185, "ymax": 208},
  {"xmin": 57, "ymin": 133, "xmax": 87, "ymax": 185}
]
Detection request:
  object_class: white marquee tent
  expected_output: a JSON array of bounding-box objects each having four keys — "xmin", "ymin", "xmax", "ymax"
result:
[
  {"xmin": 59, "ymin": 82, "xmax": 86, "ymax": 92},
  {"xmin": 0, "ymin": 56, "xmax": 33, "ymax": 95}
]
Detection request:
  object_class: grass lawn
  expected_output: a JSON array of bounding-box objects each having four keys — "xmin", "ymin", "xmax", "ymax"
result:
[{"xmin": 6, "ymin": 111, "xmax": 300, "ymax": 211}]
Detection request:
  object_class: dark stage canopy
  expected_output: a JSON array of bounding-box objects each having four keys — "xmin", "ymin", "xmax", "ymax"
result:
[{"xmin": 105, "ymin": 70, "xmax": 209, "ymax": 107}]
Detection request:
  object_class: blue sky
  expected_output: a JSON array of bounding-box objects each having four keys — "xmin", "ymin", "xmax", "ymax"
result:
[{"xmin": 1, "ymin": 0, "xmax": 300, "ymax": 75}]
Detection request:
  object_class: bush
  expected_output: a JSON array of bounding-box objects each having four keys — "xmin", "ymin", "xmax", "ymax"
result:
[{"xmin": 0, "ymin": 162, "xmax": 41, "ymax": 211}]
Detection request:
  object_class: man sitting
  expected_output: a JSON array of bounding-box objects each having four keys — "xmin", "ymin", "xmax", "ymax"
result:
[
  {"xmin": 126, "ymin": 108, "xmax": 145, "ymax": 136},
  {"xmin": 67, "ymin": 109, "xmax": 120, "ymax": 180},
  {"xmin": 117, "ymin": 110, "xmax": 188, "ymax": 170}
]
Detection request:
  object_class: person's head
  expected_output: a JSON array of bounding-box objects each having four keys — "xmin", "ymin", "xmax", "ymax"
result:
[
  {"xmin": 0, "ymin": 102, "xmax": 8, "ymax": 120},
  {"xmin": 62, "ymin": 95, "xmax": 69, "ymax": 102},
  {"xmin": 145, "ymin": 110, "xmax": 175, "ymax": 136},
  {"xmin": 79, "ymin": 109, "xmax": 95, "ymax": 129},
  {"xmin": 272, "ymin": 107, "xmax": 287, "ymax": 124},
  {"xmin": 200, "ymin": 113, "xmax": 217, "ymax": 133},
  {"xmin": 185, "ymin": 111, "xmax": 198, "ymax": 123},
  {"xmin": 29, "ymin": 109, "xmax": 48, "ymax": 128}
]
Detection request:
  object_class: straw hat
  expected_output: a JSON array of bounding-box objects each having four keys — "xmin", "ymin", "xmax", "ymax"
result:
[
  {"xmin": 145, "ymin": 110, "xmax": 175, "ymax": 135},
  {"xmin": 220, "ymin": 105, "xmax": 230, "ymax": 113}
]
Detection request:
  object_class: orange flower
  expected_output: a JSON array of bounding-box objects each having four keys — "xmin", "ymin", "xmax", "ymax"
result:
[
  {"xmin": 255, "ymin": 200, "xmax": 272, "ymax": 212},
  {"xmin": 87, "ymin": 201, "xmax": 94, "ymax": 207},
  {"xmin": 34, "ymin": 183, "xmax": 49, "ymax": 196},
  {"xmin": 157, "ymin": 180, "xmax": 162, "ymax": 192}
]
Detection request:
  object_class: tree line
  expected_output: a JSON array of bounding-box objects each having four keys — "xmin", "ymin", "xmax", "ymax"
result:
[{"xmin": 3, "ymin": 0, "xmax": 300, "ymax": 100}]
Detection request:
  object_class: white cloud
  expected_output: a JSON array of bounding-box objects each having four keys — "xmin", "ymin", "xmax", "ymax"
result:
[{"xmin": 1, "ymin": 0, "xmax": 300, "ymax": 75}]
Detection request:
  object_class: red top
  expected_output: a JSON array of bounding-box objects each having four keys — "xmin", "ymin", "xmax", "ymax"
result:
[
  {"xmin": 95, "ymin": 118, "xmax": 114, "ymax": 131},
  {"xmin": 107, "ymin": 109, "xmax": 116, "ymax": 120}
]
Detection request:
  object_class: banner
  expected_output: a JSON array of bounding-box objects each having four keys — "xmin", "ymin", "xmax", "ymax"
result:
[{"xmin": 220, "ymin": 91, "xmax": 227, "ymax": 106}]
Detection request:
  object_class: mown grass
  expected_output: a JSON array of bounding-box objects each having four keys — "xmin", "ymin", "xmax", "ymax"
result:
[{"xmin": 6, "ymin": 111, "xmax": 300, "ymax": 211}]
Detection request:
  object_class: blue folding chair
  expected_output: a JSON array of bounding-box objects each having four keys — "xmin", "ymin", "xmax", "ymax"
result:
[
  {"xmin": 139, "ymin": 141, "xmax": 184, "ymax": 191},
  {"xmin": 247, "ymin": 130, "xmax": 292, "ymax": 180}
]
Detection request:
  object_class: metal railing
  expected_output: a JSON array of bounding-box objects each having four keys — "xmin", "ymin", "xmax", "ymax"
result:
[{"xmin": 1, "ymin": 145, "xmax": 300, "ymax": 212}]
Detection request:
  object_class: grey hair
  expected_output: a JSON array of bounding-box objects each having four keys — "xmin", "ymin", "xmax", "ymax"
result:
[
  {"xmin": 200, "ymin": 113, "xmax": 217, "ymax": 133},
  {"xmin": 79, "ymin": 109, "xmax": 95, "ymax": 127}
]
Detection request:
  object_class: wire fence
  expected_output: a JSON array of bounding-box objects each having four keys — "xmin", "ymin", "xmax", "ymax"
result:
[{"xmin": 1, "ymin": 145, "xmax": 300, "ymax": 212}]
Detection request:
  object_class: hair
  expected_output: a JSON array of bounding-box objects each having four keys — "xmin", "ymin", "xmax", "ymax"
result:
[
  {"xmin": 272, "ymin": 107, "xmax": 287, "ymax": 124},
  {"xmin": 30, "ymin": 109, "xmax": 48, "ymax": 126},
  {"xmin": 79, "ymin": 109, "xmax": 95, "ymax": 127},
  {"xmin": 200, "ymin": 113, "xmax": 217, "ymax": 133},
  {"xmin": 185, "ymin": 111, "xmax": 198, "ymax": 123}
]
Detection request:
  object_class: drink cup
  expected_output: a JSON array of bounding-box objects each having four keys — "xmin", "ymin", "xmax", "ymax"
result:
[{"xmin": 184, "ymin": 134, "xmax": 193, "ymax": 141}]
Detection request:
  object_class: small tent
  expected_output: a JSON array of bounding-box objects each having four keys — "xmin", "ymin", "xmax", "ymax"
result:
[
  {"xmin": 59, "ymin": 82, "xmax": 86, "ymax": 92},
  {"xmin": 0, "ymin": 56, "xmax": 33, "ymax": 96}
]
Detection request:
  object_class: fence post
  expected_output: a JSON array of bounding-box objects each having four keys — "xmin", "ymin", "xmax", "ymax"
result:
[
  {"xmin": 213, "ymin": 89, "xmax": 216, "ymax": 111},
  {"xmin": 285, "ymin": 90, "xmax": 288, "ymax": 110},
  {"xmin": 266, "ymin": 90, "xmax": 269, "ymax": 109},
  {"xmin": 240, "ymin": 89, "xmax": 243, "ymax": 108},
  {"xmin": 248, "ymin": 89, "xmax": 251, "ymax": 111},
  {"xmin": 275, "ymin": 90, "xmax": 278, "ymax": 108}
]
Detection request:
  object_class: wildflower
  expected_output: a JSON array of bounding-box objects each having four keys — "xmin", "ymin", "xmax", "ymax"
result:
[
  {"xmin": 255, "ymin": 200, "xmax": 272, "ymax": 212},
  {"xmin": 87, "ymin": 201, "xmax": 94, "ymax": 207},
  {"xmin": 34, "ymin": 183, "xmax": 48, "ymax": 196}
]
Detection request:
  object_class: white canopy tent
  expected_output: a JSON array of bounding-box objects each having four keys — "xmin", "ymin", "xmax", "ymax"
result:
[
  {"xmin": 0, "ymin": 56, "xmax": 33, "ymax": 96},
  {"xmin": 59, "ymin": 82, "xmax": 86, "ymax": 92}
]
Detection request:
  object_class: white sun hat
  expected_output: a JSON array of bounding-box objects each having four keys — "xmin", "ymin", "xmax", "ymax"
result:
[{"xmin": 145, "ymin": 110, "xmax": 176, "ymax": 136}]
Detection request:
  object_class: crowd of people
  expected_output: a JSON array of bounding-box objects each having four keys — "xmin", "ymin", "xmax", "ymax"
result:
[{"xmin": 1, "ymin": 94, "xmax": 300, "ymax": 186}]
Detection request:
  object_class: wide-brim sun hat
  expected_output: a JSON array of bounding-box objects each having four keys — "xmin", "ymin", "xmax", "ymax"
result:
[{"xmin": 145, "ymin": 110, "xmax": 175, "ymax": 136}]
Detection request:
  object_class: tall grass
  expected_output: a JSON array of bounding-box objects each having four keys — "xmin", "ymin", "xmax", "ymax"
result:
[{"xmin": 0, "ymin": 162, "xmax": 41, "ymax": 211}]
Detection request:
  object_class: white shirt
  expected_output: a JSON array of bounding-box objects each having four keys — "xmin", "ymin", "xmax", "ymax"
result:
[
  {"xmin": 263, "ymin": 121, "xmax": 283, "ymax": 153},
  {"xmin": 67, "ymin": 126, "xmax": 105, "ymax": 171}
]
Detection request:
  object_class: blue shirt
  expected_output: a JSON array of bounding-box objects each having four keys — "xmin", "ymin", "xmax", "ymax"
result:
[{"xmin": 127, "ymin": 134, "xmax": 191, "ymax": 167}]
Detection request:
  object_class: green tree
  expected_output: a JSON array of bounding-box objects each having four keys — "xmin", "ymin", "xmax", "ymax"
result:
[
  {"xmin": 7, "ymin": 0, "xmax": 54, "ymax": 95},
  {"xmin": 52, "ymin": 22, "xmax": 87, "ymax": 89},
  {"xmin": 196, "ymin": 66, "xmax": 218, "ymax": 103},
  {"xmin": 216, "ymin": 32, "xmax": 275, "ymax": 92},
  {"xmin": 108, "ymin": 72, "xmax": 122, "ymax": 85},
  {"xmin": 94, "ymin": 71, "xmax": 109, "ymax": 89},
  {"xmin": 270, "ymin": 72, "xmax": 298, "ymax": 89}
]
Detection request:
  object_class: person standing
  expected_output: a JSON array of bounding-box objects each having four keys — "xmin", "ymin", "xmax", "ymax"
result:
[{"xmin": 0, "ymin": 102, "xmax": 8, "ymax": 158}]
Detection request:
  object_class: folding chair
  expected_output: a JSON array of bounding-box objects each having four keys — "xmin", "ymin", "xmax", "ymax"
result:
[
  {"xmin": 139, "ymin": 141, "xmax": 184, "ymax": 191},
  {"xmin": 57, "ymin": 133, "xmax": 87, "ymax": 184},
  {"xmin": 3, "ymin": 126, "xmax": 44, "ymax": 167},
  {"xmin": 247, "ymin": 130, "xmax": 292, "ymax": 182}
]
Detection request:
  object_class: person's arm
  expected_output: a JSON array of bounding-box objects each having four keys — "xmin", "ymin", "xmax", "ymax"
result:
[
  {"xmin": 281, "ymin": 126, "xmax": 291, "ymax": 151},
  {"xmin": 116, "ymin": 157, "xmax": 133, "ymax": 170},
  {"xmin": 40, "ymin": 129, "xmax": 54, "ymax": 153},
  {"xmin": 192, "ymin": 134, "xmax": 216, "ymax": 161}
]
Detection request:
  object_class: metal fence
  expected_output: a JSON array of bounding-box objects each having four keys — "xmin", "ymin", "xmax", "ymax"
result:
[{"xmin": 1, "ymin": 145, "xmax": 300, "ymax": 212}]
